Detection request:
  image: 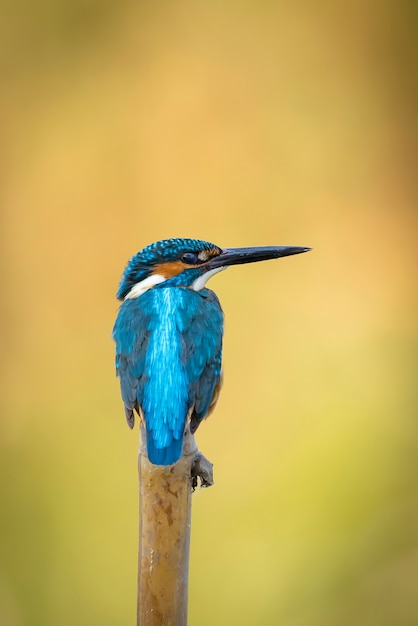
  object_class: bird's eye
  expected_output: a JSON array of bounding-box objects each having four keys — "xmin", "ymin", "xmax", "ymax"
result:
[{"xmin": 181, "ymin": 252, "xmax": 199, "ymax": 264}]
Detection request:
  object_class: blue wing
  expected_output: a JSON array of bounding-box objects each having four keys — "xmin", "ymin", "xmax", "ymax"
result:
[
  {"xmin": 112, "ymin": 298, "xmax": 151, "ymax": 428},
  {"xmin": 178, "ymin": 289, "xmax": 224, "ymax": 434},
  {"xmin": 112, "ymin": 287, "xmax": 223, "ymax": 465}
]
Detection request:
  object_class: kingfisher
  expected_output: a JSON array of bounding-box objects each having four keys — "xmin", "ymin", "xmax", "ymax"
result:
[{"xmin": 112, "ymin": 238, "xmax": 310, "ymax": 466}]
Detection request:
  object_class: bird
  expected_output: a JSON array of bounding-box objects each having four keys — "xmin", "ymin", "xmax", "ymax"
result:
[{"xmin": 112, "ymin": 238, "xmax": 310, "ymax": 466}]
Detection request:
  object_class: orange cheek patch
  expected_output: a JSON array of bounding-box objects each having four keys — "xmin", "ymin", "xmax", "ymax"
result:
[
  {"xmin": 154, "ymin": 261, "xmax": 189, "ymax": 278},
  {"xmin": 202, "ymin": 247, "xmax": 223, "ymax": 262}
]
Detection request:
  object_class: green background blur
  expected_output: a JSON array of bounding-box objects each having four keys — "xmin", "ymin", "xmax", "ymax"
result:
[{"xmin": 1, "ymin": 1, "xmax": 417, "ymax": 625}]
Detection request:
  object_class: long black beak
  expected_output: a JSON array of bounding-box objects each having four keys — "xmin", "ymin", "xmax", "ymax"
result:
[{"xmin": 207, "ymin": 245, "xmax": 311, "ymax": 269}]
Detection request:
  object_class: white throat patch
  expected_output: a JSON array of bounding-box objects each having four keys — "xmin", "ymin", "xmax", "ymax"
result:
[
  {"xmin": 192, "ymin": 267, "xmax": 226, "ymax": 291},
  {"xmin": 124, "ymin": 274, "xmax": 166, "ymax": 299}
]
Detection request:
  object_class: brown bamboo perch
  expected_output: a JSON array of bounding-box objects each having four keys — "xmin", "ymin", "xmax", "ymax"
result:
[{"xmin": 137, "ymin": 423, "xmax": 213, "ymax": 626}]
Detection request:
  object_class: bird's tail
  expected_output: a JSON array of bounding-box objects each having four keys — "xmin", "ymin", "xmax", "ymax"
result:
[{"xmin": 146, "ymin": 431, "xmax": 184, "ymax": 466}]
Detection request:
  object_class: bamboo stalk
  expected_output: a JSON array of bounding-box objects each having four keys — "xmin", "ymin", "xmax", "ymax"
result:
[{"xmin": 137, "ymin": 424, "xmax": 213, "ymax": 626}]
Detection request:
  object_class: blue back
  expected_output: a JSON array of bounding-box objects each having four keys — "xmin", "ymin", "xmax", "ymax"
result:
[{"xmin": 113, "ymin": 286, "xmax": 223, "ymax": 465}]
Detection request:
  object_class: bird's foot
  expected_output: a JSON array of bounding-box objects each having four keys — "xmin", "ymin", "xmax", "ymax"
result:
[{"xmin": 191, "ymin": 451, "xmax": 214, "ymax": 491}]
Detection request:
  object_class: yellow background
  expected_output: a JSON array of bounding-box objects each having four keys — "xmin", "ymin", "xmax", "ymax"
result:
[{"xmin": 1, "ymin": 1, "xmax": 417, "ymax": 625}]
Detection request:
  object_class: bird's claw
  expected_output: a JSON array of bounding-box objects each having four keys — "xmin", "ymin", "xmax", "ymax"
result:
[{"xmin": 191, "ymin": 451, "xmax": 214, "ymax": 491}]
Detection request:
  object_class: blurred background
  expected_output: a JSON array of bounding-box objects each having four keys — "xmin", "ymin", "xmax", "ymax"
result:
[{"xmin": 1, "ymin": 1, "xmax": 417, "ymax": 625}]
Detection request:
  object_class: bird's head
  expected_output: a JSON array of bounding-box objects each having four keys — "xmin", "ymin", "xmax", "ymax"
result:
[{"xmin": 117, "ymin": 238, "xmax": 311, "ymax": 300}]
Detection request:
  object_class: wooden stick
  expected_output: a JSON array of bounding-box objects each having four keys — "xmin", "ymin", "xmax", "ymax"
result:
[{"xmin": 137, "ymin": 424, "xmax": 213, "ymax": 626}]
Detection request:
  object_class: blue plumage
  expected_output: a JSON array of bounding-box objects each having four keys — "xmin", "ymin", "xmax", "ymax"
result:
[
  {"xmin": 113, "ymin": 239, "xmax": 224, "ymax": 465},
  {"xmin": 113, "ymin": 237, "xmax": 310, "ymax": 466}
]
